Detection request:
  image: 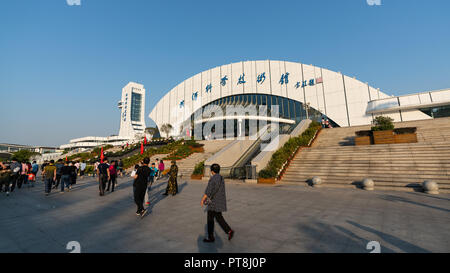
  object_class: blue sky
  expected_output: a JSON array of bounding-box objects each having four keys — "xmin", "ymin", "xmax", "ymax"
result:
[{"xmin": 0, "ymin": 0, "xmax": 449, "ymax": 146}]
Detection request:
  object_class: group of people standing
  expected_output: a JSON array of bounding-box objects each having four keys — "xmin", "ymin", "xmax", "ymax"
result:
[{"xmin": 0, "ymin": 159, "xmax": 39, "ymax": 196}]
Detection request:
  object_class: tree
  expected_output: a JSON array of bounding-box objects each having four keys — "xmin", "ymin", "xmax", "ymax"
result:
[
  {"xmin": 371, "ymin": 116, "xmax": 394, "ymax": 131},
  {"xmin": 160, "ymin": 123, "xmax": 173, "ymax": 138},
  {"xmin": 145, "ymin": 127, "xmax": 157, "ymax": 135},
  {"xmin": 12, "ymin": 150, "xmax": 39, "ymax": 162}
]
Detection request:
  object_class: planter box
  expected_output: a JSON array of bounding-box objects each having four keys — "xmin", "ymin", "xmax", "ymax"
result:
[
  {"xmin": 191, "ymin": 174, "xmax": 203, "ymax": 180},
  {"xmin": 257, "ymin": 178, "xmax": 276, "ymax": 184},
  {"xmin": 373, "ymin": 130, "xmax": 395, "ymax": 144},
  {"xmin": 355, "ymin": 136, "xmax": 371, "ymax": 146},
  {"xmin": 394, "ymin": 133, "xmax": 418, "ymax": 144}
]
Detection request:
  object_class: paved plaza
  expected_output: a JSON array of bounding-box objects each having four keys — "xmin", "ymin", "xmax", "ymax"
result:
[{"xmin": 0, "ymin": 176, "xmax": 449, "ymax": 253}]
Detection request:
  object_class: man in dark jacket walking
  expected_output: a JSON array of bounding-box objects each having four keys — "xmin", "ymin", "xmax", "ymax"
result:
[{"xmin": 200, "ymin": 163, "xmax": 234, "ymax": 243}]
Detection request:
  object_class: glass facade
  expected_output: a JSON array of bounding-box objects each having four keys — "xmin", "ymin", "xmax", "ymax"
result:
[
  {"xmin": 419, "ymin": 105, "xmax": 450, "ymax": 119},
  {"xmin": 186, "ymin": 93, "xmax": 336, "ymax": 139},
  {"xmin": 130, "ymin": 92, "xmax": 142, "ymax": 122}
]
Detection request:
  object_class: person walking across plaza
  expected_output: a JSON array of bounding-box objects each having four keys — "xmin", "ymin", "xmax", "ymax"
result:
[
  {"xmin": 163, "ymin": 160, "xmax": 178, "ymax": 196},
  {"xmin": 19, "ymin": 161, "xmax": 29, "ymax": 189},
  {"xmin": 133, "ymin": 157, "xmax": 151, "ymax": 217},
  {"xmin": 157, "ymin": 159, "xmax": 165, "ymax": 180},
  {"xmin": 145, "ymin": 162, "xmax": 158, "ymax": 206},
  {"xmin": 60, "ymin": 161, "xmax": 72, "ymax": 193},
  {"xmin": 200, "ymin": 163, "xmax": 234, "ymax": 243},
  {"xmin": 80, "ymin": 161, "xmax": 86, "ymax": 179},
  {"xmin": 0, "ymin": 162, "xmax": 11, "ymax": 195},
  {"xmin": 53, "ymin": 159, "xmax": 63, "ymax": 189},
  {"xmin": 117, "ymin": 159, "xmax": 124, "ymax": 177},
  {"xmin": 97, "ymin": 158, "xmax": 110, "ymax": 196},
  {"xmin": 43, "ymin": 160, "xmax": 57, "ymax": 196},
  {"xmin": 9, "ymin": 159, "xmax": 21, "ymax": 194},
  {"xmin": 69, "ymin": 161, "xmax": 77, "ymax": 186},
  {"xmin": 106, "ymin": 160, "xmax": 117, "ymax": 192}
]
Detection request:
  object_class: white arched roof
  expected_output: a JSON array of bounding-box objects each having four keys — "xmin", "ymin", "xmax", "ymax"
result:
[{"xmin": 149, "ymin": 60, "xmax": 429, "ymax": 135}]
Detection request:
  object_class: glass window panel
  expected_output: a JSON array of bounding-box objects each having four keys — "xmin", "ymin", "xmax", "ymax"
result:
[{"xmin": 289, "ymin": 100, "xmax": 295, "ymax": 120}]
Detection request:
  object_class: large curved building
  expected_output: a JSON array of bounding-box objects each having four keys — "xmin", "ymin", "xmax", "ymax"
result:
[{"xmin": 149, "ymin": 60, "xmax": 436, "ymax": 138}]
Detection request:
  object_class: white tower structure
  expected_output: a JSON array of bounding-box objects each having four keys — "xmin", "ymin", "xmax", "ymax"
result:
[{"xmin": 118, "ymin": 82, "xmax": 146, "ymax": 139}]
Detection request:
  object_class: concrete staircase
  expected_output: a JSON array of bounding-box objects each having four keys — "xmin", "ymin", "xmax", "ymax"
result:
[
  {"xmin": 313, "ymin": 117, "xmax": 450, "ymax": 147},
  {"xmin": 282, "ymin": 117, "xmax": 450, "ymax": 193},
  {"xmin": 153, "ymin": 140, "xmax": 233, "ymax": 179}
]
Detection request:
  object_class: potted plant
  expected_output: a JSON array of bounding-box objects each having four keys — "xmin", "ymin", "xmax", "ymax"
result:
[
  {"xmin": 371, "ymin": 116, "xmax": 395, "ymax": 144},
  {"xmin": 191, "ymin": 161, "xmax": 204, "ymax": 180}
]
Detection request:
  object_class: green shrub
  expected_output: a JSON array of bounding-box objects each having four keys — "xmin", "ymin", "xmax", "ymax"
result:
[
  {"xmin": 192, "ymin": 161, "xmax": 205, "ymax": 175},
  {"xmin": 371, "ymin": 116, "xmax": 394, "ymax": 131}
]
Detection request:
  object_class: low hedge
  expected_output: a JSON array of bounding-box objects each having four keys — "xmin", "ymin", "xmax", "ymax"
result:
[
  {"xmin": 122, "ymin": 140, "xmax": 183, "ymax": 169},
  {"xmin": 258, "ymin": 121, "xmax": 321, "ymax": 179}
]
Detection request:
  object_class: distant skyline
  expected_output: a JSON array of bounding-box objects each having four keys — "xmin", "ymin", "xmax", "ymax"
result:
[{"xmin": 1, "ymin": 0, "xmax": 449, "ymax": 146}]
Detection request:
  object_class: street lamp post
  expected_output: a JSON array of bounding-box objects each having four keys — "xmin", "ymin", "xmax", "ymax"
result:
[{"xmin": 304, "ymin": 102, "xmax": 310, "ymax": 120}]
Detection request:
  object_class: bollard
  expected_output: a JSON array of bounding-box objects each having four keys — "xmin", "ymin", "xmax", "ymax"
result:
[
  {"xmin": 422, "ymin": 180, "xmax": 439, "ymax": 195},
  {"xmin": 362, "ymin": 178, "xmax": 374, "ymax": 191},
  {"xmin": 311, "ymin": 176, "xmax": 322, "ymax": 188}
]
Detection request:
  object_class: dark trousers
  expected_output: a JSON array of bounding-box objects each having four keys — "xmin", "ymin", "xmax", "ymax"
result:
[
  {"xmin": 207, "ymin": 211, "xmax": 231, "ymax": 239},
  {"xmin": 0, "ymin": 175, "xmax": 9, "ymax": 192},
  {"xmin": 107, "ymin": 174, "xmax": 116, "ymax": 192},
  {"xmin": 18, "ymin": 174, "xmax": 27, "ymax": 188},
  {"xmin": 45, "ymin": 178, "xmax": 53, "ymax": 194},
  {"xmin": 54, "ymin": 174, "xmax": 61, "ymax": 188},
  {"xmin": 134, "ymin": 185, "xmax": 146, "ymax": 212},
  {"xmin": 9, "ymin": 173, "xmax": 19, "ymax": 192},
  {"xmin": 61, "ymin": 175, "xmax": 71, "ymax": 192},
  {"xmin": 99, "ymin": 174, "xmax": 108, "ymax": 195}
]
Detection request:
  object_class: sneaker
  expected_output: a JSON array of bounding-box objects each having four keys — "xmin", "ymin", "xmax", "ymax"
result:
[
  {"xmin": 203, "ymin": 237, "xmax": 215, "ymax": 243},
  {"xmin": 228, "ymin": 230, "xmax": 234, "ymax": 241},
  {"xmin": 136, "ymin": 211, "xmax": 140, "ymax": 216},
  {"xmin": 45, "ymin": 193, "xmax": 49, "ymax": 196},
  {"xmin": 140, "ymin": 209, "xmax": 147, "ymax": 218},
  {"xmin": 6, "ymin": 192, "xmax": 9, "ymax": 196},
  {"xmin": 60, "ymin": 191, "xmax": 64, "ymax": 194}
]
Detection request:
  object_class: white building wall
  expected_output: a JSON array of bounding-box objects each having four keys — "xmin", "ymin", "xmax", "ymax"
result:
[
  {"xmin": 322, "ymin": 68, "xmax": 349, "ymax": 126},
  {"xmin": 221, "ymin": 64, "xmax": 232, "ymax": 98},
  {"xmin": 285, "ymin": 61, "xmax": 304, "ymax": 106},
  {"xmin": 243, "ymin": 61, "xmax": 257, "ymax": 94},
  {"xmin": 231, "ymin": 62, "xmax": 244, "ymax": 95},
  {"xmin": 149, "ymin": 60, "xmax": 435, "ymax": 137},
  {"xmin": 344, "ymin": 76, "xmax": 373, "ymax": 126},
  {"xmin": 269, "ymin": 60, "xmax": 282, "ymax": 97},
  {"xmin": 255, "ymin": 60, "xmax": 271, "ymax": 94}
]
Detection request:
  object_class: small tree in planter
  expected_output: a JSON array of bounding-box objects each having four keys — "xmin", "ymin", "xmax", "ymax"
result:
[
  {"xmin": 371, "ymin": 116, "xmax": 394, "ymax": 131},
  {"xmin": 191, "ymin": 161, "xmax": 205, "ymax": 180},
  {"xmin": 371, "ymin": 116, "xmax": 395, "ymax": 144}
]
